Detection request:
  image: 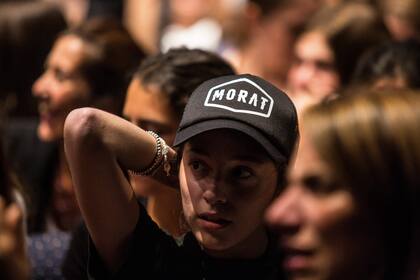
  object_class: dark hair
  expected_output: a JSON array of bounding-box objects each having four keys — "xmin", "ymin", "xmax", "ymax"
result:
[
  {"xmin": 63, "ymin": 18, "xmax": 146, "ymax": 101},
  {"xmin": 307, "ymin": 2, "xmax": 389, "ymax": 86},
  {"xmin": 352, "ymin": 39, "xmax": 420, "ymax": 89},
  {"xmin": 134, "ymin": 48, "xmax": 235, "ymax": 119},
  {"xmin": 248, "ymin": 0, "xmax": 290, "ymax": 17},
  {"xmin": 0, "ymin": 1, "xmax": 67, "ymax": 116},
  {"xmin": 0, "ymin": 138, "xmax": 13, "ymax": 205}
]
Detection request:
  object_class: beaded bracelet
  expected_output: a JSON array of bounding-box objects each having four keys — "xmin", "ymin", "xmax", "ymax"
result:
[{"xmin": 129, "ymin": 131, "xmax": 168, "ymax": 176}]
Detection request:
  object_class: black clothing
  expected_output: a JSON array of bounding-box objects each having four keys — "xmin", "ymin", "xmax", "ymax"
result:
[
  {"xmin": 3, "ymin": 119, "xmax": 58, "ymax": 233},
  {"xmin": 61, "ymin": 223, "xmax": 89, "ymax": 280},
  {"xmin": 88, "ymin": 204, "xmax": 282, "ymax": 280}
]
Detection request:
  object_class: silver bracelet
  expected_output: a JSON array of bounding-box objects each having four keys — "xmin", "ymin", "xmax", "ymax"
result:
[{"xmin": 130, "ymin": 131, "xmax": 166, "ymax": 176}]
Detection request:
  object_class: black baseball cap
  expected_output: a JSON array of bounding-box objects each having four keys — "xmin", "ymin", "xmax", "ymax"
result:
[{"xmin": 173, "ymin": 74, "xmax": 298, "ymax": 165}]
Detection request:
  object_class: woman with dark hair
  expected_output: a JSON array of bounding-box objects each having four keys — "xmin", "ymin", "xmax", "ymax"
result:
[
  {"xmin": 287, "ymin": 2, "xmax": 389, "ymax": 110},
  {"xmin": 266, "ymin": 89, "xmax": 420, "ymax": 280},
  {"xmin": 4, "ymin": 17, "xmax": 145, "ymax": 279},
  {"xmin": 6, "ymin": 17, "xmax": 145, "ymax": 234},
  {"xmin": 0, "ymin": 1, "xmax": 67, "ymax": 117}
]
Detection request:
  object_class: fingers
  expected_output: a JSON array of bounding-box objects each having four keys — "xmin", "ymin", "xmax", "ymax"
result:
[
  {"xmin": 4, "ymin": 203, "xmax": 23, "ymax": 233},
  {"xmin": 0, "ymin": 198, "xmax": 22, "ymax": 258}
]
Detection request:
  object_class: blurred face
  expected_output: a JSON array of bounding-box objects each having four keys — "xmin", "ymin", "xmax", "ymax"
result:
[
  {"xmin": 265, "ymin": 132, "xmax": 383, "ymax": 280},
  {"xmin": 251, "ymin": 1, "xmax": 318, "ymax": 85},
  {"xmin": 384, "ymin": 15, "xmax": 419, "ymax": 41},
  {"xmin": 288, "ymin": 31, "xmax": 340, "ymax": 101},
  {"xmin": 32, "ymin": 34, "xmax": 91, "ymax": 142},
  {"xmin": 178, "ymin": 129, "xmax": 278, "ymax": 258},
  {"xmin": 123, "ymin": 78, "xmax": 180, "ymax": 196}
]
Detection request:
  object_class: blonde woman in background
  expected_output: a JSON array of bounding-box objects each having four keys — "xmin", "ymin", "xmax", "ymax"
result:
[{"xmin": 267, "ymin": 89, "xmax": 420, "ymax": 280}]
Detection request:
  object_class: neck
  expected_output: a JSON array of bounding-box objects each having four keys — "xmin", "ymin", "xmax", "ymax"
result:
[{"xmin": 204, "ymin": 225, "xmax": 268, "ymax": 259}]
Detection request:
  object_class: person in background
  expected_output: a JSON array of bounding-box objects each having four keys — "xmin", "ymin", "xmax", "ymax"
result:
[
  {"xmin": 0, "ymin": 1, "xmax": 67, "ymax": 117},
  {"xmin": 352, "ymin": 39, "xmax": 420, "ymax": 90},
  {"xmin": 380, "ymin": 0, "xmax": 420, "ymax": 42},
  {"xmin": 7, "ymin": 17, "xmax": 144, "ymax": 233},
  {"xmin": 286, "ymin": 2, "xmax": 389, "ymax": 112},
  {"xmin": 4, "ymin": 17, "xmax": 145, "ymax": 280},
  {"xmin": 42, "ymin": 0, "xmax": 124, "ymax": 28},
  {"xmin": 222, "ymin": 0, "xmax": 319, "ymax": 90},
  {"xmin": 64, "ymin": 73, "xmax": 298, "ymax": 279},
  {"xmin": 61, "ymin": 47, "xmax": 235, "ymax": 279},
  {"xmin": 266, "ymin": 89, "xmax": 420, "ymax": 280},
  {"xmin": 0, "ymin": 134, "xmax": 29, "ymax": 280},
  {"xmin": 159, "ymin": 0, "xmax": 223, "ymax": 52}
]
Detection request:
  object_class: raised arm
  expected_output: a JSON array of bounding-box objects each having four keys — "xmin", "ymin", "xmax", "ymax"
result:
[{"xmin": 63, "ymin": 107, "xmax": 176, "ymax": 271}]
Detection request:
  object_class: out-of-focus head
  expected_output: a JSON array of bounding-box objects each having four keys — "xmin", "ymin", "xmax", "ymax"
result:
[
  {"xmin": 126, "ymin": 47, "xmax": 235, "ymax": 137},
  {"xmin": 267, "ymin": 90, "xmax": 420, "ymax": 280},
  {"xmin": 380, "ymin": 0, "xmax": 420, "ymax": 41},
  {"xmin": 287, "ymin": 29, "xmax": 340, "ymax": 102},
  {"xmin": 0, "ymin": 1, "xmax": 67, "ymax": 116},
  {"xmin": 288, "ymin": 2, "xmax": 389, "ymax": 103},
  {"xmin": 174, "ymin": 74, "xmax": 298, "ymax": 257},
  {"xmin": 32, "ymin": 18, "xmax": 145, "ymax": 142},
  {"xmin": 123, "ymin": 48, "xmax": 234, "ymax": 196},
  {"xmin": 352, "ymin": 39, "xmax": 420, "ymax": 90},
  {"xmin": 169, "ymin": 0, "xmax": 214, "ymax": 26},
  {"xmin": 238, "ymin": 0, "xmax": 319, "ymax": 87}
]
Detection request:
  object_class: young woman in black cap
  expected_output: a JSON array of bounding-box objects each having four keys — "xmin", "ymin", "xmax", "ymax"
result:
[{"xmin": 64, "ymin": 73, "xmax": 298, "ymax": 279}]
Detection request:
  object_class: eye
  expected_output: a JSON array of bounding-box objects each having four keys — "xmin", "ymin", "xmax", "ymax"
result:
[
  {"xmin": 231, "ymin": 166, "xmax": 253, "ymax": 180},
  {"xmin": 188, "ymin": 159, "xmax": 209, "ymax": 177},
  {"xmin": 191, "ymin": 160, "xmax": 203, "ymax": 170},
  {"xmin": 315, "ymin": 60, "xmax": 335, "ymax": 72},
  {"xmin": 303, "ymin": 175, "xmax": 338, "ymax": 194},
  {"xmin": 54, "ymin": 68, "xmax": 69, "ymax": 82},
  {"xmin": 293, "ymin": 57, "xmax": 303, "ymax": 66}
]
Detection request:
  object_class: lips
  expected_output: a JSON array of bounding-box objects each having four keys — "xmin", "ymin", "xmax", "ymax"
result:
[
  {"xmin": 38, "ymin": 102, "xmax": 59, "ymax": 123},
  {"xmin": 38, "ymin": 102, "xmax": 49, "ymax": 114},
  {"xmin": 281, "ymin": 246, "xmax": 314, "ymax": 272},
  {"xmin": 197, "ymin": 213, "xmax": 232, "ymax": 230}
]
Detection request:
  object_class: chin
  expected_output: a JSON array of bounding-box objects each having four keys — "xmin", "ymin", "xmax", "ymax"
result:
[
  {"xmin": 199, "ymin": 231, "xmax": 239, "ymax": 252},
  {"xmin": 37, "ymin": 124, "xmax": 62, "ymax": 142}
]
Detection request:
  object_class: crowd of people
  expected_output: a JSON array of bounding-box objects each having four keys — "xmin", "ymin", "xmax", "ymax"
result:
[{"xmin": 0, "ymin": 0, "xmax": 419, "ymax": 279}]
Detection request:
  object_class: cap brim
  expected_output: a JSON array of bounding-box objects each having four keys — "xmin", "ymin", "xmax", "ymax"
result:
[{"xmin": 173, "ymin": 119, "xmax": 286, "ymax": 165}]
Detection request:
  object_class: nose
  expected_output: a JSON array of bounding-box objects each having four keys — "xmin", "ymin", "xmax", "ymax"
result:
[
  {"xmin": 292, "ymin": 62, "xmax": 315, "ymax": 91},
  {"xmin": 202, "ymin": 177, "xmax": 227, "ymax": 206},
  {"xmin": 265, "ymin": 186, "xmax": 303, "ymax": 234},
  {"xmin": 32, "ymin": 71, "xmax": 49, "ymax": 99}
]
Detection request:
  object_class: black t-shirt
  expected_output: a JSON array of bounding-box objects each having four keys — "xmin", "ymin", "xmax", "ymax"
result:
[{"xmin": 87, "ymin": 204, "xmax": 282, "ymax": 280}]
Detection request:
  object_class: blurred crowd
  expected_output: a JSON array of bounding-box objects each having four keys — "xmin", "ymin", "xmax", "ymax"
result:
[{"xmin": 0, "ymin": 0, "xmax": 419, "ymax": 279}]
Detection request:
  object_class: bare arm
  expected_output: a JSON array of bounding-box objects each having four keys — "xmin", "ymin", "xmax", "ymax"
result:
[{"xmin": 63, "ymin": 108, "xmax": 176, "ymax": 271}]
